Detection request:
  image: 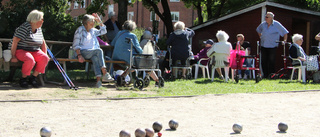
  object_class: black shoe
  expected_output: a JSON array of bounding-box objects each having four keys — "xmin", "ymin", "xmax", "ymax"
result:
[
  {"xmin": 19, "ymin": 78, "xmax": 28, "ymax": 88},
  {"xmin": 28, "ymin": 75, "xmax": 39, "ymax": 88},
  {"xmin": 155, "ymin": 81, "xmax": 159, "ymax": 87}
]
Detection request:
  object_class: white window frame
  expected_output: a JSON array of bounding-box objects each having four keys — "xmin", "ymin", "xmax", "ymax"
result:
[
  {"xmin": 150, "ymin": 11, "xmax": 160, "ymax": 21},
  {"xmin": 108, "ymin": 4, "xmax": 114, "ymax": 15},
  {"xmin": 67, "ymin": 2, "xmax": 71, "ymax": 10},
  {"xmin": 74, "ymin": 2, "xmax": 79, "ymax": 9},
  {"xmin": 73, "ymin": 16, "xmax": 78, "ymax": 22},
  {"xmin": 128, "ymin": 12, "xmax": 134, "ymax": 20},
  {"xmin": 81, "ymin": 0, "xmax": 86, "ymax": 8},
  {"xmin": 170, "ymin": 0, "xmax": 180, "ymax": 2},
  {"xmin": 171, "ymin": 12, "xmax": 179, "ymax": 22}
]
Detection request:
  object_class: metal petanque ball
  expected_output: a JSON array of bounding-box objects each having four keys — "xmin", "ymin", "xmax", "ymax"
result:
[
  {"xmin": 134, "ymin": 128, "xmax": 146, "ymax": 137},
  {"xmin": 168, "ymin": 119, "xmax": 179, "ymax": 130},
  {"xmin": 152, "ymin": 121, "xmax": 163, "ymax": 133},
  {"xmin": 40, "ymin": 127, "xmax": 52, "ymax": 137},
  {"xmin": 119, "ymin": 130, "xmax": 131, "ymax": 137},
  {"xmin": 145, "ymin": 128, "xmax": 154, "ymax": 137},
  {"xmin": 232, "ymin": 123, "xmax": 243, "ymax": 133},
  {"xmin": 278, "ymin": 122, "xmax": 288, "ymax": 132}
]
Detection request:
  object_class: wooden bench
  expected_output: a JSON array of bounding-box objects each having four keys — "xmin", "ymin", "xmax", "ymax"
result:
[{"xmin": 46, "ymin": 58, "xmax": 127, "ymax": 85}]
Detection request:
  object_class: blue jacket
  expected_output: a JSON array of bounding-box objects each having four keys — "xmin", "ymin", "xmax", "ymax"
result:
[
  {"xmin": 111, "ymin": 30, "xmax": 143, "ymax": 64},
  {"xmin": 166, "ymin": 28, "xmax": 195, "ymax": 61}
]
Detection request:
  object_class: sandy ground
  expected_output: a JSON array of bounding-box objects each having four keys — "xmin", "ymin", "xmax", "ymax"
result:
[{"xmin": 1, "ymin": 82, "xmax": 320, "ymax": 137}]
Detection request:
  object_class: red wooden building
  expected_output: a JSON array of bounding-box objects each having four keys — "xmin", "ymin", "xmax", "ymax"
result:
[{"xmin": 191, "ymin": 1, "xmax": 320, "ymax": 72}]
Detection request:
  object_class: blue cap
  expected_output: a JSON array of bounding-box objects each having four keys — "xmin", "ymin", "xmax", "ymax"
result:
[{"xmin": 204, "ymin": 39, "xmax": 214, "ymax": 45}]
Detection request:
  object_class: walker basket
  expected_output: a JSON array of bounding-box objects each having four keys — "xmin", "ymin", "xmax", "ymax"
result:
[{"xmin": 133, "ymin": 54, "xmax": 158, "ymax": 69}]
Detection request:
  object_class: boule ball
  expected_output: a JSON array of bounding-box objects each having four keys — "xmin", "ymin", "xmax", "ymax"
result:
[
  {"xmin": 40, "ymin": 127, "xmax": 52, "ymax": 137},
  {"xmin": 152, "ymin": 121, "xmax": 163, "ymax": 132},
  {"xmin": 134, "ymin": 128, "xmax": 146, "ymax": 137},
  {"xmin": 119, "ymin": 130, "xmax": 131, "ymax": 137},
  {"xmin": 232, "ymin": 123, "xmax": 243, "ymax": 133},
  {"xmin": 145, "ymin": 128, "xmax": 155, "ymax": 137},
  {"xmin": 168, "ymin": 119, "xmax": 179, "ymax": 130},
  {"xmin": 278, "ymin": 122, "xmax": 288, "ymax": 132}
]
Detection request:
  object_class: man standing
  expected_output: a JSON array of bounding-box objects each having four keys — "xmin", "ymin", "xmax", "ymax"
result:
[{"xmin": 256, "ymin": 12, "xmax": 289, "ymax": 78}]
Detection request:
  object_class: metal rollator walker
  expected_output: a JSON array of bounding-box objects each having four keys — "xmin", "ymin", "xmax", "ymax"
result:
[
  {"xmin": 233, "ymin": 41, "xmax": 262, "ymax": 83},
  {"xmin": 116, "ymin": 38, "xmax": 164, "ymax": 90}
]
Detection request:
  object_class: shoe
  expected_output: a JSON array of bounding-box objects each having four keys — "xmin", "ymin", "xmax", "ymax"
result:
[
  {"xmin": 102, "ymin": 73, "xmax": 114, "ymax": 82},
  {"xmin": 155, "ymin": 81, "xmax": 159, "ymax": 87},
  {"xmin": 19, "ymin": 78, "xmax": 28, "ymax": 88},
  {"xmin": 28, "ymin": 75, "xmax": 39, "ymax": 88},
  {"xmin": 243, "ymin": 74, "xmax": 248, "ymax": 80},
  {"xmin": 96, "ymin": 81, "xmax": 102, "ymax": 88},
  {"xmin": 238, "ymin": 75, "xmax": 242, "ymax": 79},
  {"xmin": 219, "ymin": 75, "xmax": 224, "ymax": 80}
]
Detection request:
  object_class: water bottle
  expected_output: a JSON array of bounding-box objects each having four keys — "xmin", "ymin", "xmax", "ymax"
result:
[{"xmin": 68, "ymin": 46, "xmax": 74, "ymax": 59}]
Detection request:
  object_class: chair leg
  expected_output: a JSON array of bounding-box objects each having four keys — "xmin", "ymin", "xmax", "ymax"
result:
[
  {"xmin": 194, "ymin": 65, "xmax": 199, "ymax": 79},
  {"xmin": 291, "ymin": 68, "xmax": 296, "ymax": 81},
  {"xmin": 224, "ymin": 67, "xmax": 229, "ymax": 82},
  {"xmin": 201, "ymin": 67, "xmax": 206, "ymax": 78},
  {"xmin": 211, "ymin": 67, "xmax": 216, "ymax": 82},
  {"xmin": 206, "ymin": 66, "xmax": 210, "ymax": 79},
  {"xmin": 301, "ymin": 66, "xmax": 306, "ymax": 83},
  {"xmin": 298, "ymin": 68, "xmax": 301, "ymax": 81}
]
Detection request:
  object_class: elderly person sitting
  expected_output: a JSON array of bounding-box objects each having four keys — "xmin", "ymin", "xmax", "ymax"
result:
[
  {"xmin": 111, "ymin": 20, "xmax": 161, "ymax": 86},
  {"xmin": 166, "ymin": 21, "xmax": 195, "ymax": 79},
  {"xmin": 289, "ymin": 34, "xmax": 307, "ymax": 66},
  {"xmin": 9, "ymin": 10, "xmax": 50, "ymax": 88},
  {"xmin": 73, "ymin": 13, "xmax": 114, "ymax": 88},
  {"xmin": 210, "ymin": 30, "xmax": 232, "ymax": 79}
]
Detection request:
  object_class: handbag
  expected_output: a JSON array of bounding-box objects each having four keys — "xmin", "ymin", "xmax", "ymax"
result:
[
  {"xmin": 142, "ymin": 40, "xmax": 154, "ymax": 55},
  {"xmin": 230, "ymin": 42, "xmax": 245, "ymax": 69},
  {"xmin": 306, "ymin": 55, "xmax": 319, "ymax": 71}
]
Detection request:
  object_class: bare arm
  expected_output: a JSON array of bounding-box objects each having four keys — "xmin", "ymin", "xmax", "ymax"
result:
[
  {"xmin": 257, "ymin": 33, "xmax": 262, "ymax": 38},
  {"xmin": 10, "ymin": 36, "xmax": 21, "ymax": 62},
  {"xmin": 76, "ymin": 49, "xmax": 85, "ymax": 63},
  {"xmin": 315, "ymin": 33, "xmax": 320, "ymax": 41},
  {"xmin": 41, "ymin": 40, "xmax": 47, "ymax": 53}
]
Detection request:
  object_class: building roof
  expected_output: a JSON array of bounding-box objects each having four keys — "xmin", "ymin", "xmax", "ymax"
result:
[{"xmin": 191, "ymin": 1, "xmax": 320, "ymax": 31}]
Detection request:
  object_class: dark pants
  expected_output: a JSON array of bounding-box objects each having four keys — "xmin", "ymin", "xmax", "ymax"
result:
[{"xmin": 261, "ymin": 47, "xmax": 277, "ymax": 78}]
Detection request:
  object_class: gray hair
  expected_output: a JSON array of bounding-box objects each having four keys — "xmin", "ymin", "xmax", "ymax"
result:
[
  {"xmin": 143, "ymin": 31, "xmax": 152, "ymax": 39},
  {"xmin": 292, "ymin": 34, "xmax": 303, "ymax": 43},
  {"xmin": 266, "ymin": 12, "xmax": 274, "ymax": 19},
  {"xmin": 109, "ymin": 11, "xmax": 116, "ymax": 18},
  {"xmin": 122, "ymin": 20, "xmax": 137, "ymax": 31},
  {"xmin": 174, "ymin": 21, "xmax": 185, "ymax": 30},
  {"xmin": 216, "ymin": 30, "xmax": 229, "ymax": 42},
  {"xmin": 26, "ymin": 10, "xmax": 44, "ymax": 23},
  {"xmin": 82, "ymin": 14, "xmax": 95, "ymax": 26}
]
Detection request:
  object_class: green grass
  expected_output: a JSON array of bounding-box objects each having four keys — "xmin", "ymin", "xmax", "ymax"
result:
[{"xmin": 119, "ymin": 78, "xmax": 320, "ymax": 98}]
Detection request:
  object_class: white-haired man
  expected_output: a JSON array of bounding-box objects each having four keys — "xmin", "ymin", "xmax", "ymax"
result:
[{"xmin": 256, "ymin": 12, "xmax": 289, "ymax": 78}]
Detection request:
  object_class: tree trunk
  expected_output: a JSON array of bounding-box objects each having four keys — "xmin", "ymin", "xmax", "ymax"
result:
[
  {"xmin": 207, "ymin": 0, "xmax": 213, "ymax": 19},
  {"xmin": 195, "ymin": 2, "xmax": 203, "ymax": 24},
  {"xmin": 161, "ymin": 0, "xmax": 173, "ymax": 37},
  {"xmin": 118, "ymin": 0, "xmax": 127, "ymax": 27},
  {"xmin": 213, "ymin": 0, "xmax": 226, "ymax": 19}
]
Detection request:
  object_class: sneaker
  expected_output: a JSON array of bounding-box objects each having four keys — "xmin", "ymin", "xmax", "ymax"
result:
[
  {"xmin": 28, "ymin": 75, "xmax": 39, "ymax": 88},
  {"xmin": 102, "ymin": 73, "xmax": 114, "ymax": 82},
  {"xmin": 20, "ymin": 78, "xmax": 28, "ymax": 88},
  {"xmin": 96, "ymin": 81, "xmax": 102, "ymax": 88},
  {"xmin": 219, "ymin": 75, "xmax": 224, "ymax": 80},
  {"xmin": 243, "ymin": 74, "xmax": 248, "ymax": 80},
  {"xmin": 155, "ymin": 81, "xmax": 159, "ymax": 87}
]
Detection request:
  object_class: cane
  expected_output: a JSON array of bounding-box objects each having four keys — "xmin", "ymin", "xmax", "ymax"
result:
[{"xmin": 47, "ymin": 47, "xmax": 77, "ymax": 90}]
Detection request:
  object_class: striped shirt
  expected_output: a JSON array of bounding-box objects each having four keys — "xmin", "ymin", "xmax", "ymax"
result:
[{"xmin": 9, "ymin": 22, "xmax": 44, "ymax": 51}]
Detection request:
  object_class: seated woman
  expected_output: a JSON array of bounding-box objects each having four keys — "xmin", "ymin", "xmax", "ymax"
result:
[
  {"xmin": 193, "ymin": 39, "xmax": 214, "ymax": 65},
  {"xmin": 289, "ymin": 34, "xmax": 307, "ymax": 66},
  {"xmin": 73, "ymin": 13, "xmax": 114, "ymax": 88},
  {"xmin": 9, "ymin": 10, "xmax": 50, "ymax": 88},
  {"xmin": 111, "ymin": 20, "xmax": 160, "ymax": 86},
  {"xmin": 210, "ymin": 30, "xmax": 232, "ymax": 79},
  {"xmin": 166, "ymin": 21, "xmax": 195, "ymax": 78}
]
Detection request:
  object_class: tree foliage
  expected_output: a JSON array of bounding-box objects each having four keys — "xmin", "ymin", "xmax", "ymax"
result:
[
  {"xmin": 0, "ymin": 0, "xmax": 79, "ymax": 41},
  {"xmin": 85, "ymin": 0, "xmax": 110, "ymax": 16}
]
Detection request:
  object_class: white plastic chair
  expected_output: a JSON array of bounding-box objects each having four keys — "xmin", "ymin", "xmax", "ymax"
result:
[
  {"xmin": 211, "ymin": 53, "xmax": 230, "ymax": 82},
  {"xmin": 194, "ymin": 58, "xmax": 210, "ymax": 79},
  {"xmin": 290, "ymin": 58, "xmax": 306, "ymax": 83},
  {"xmin": 231, "ymin": 58, "xmax": 256, "ymax": 81}
]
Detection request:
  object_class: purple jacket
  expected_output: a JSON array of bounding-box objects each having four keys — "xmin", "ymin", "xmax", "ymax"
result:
[{"xmin": 194, "ymin": 46, "xmax": 211, "ymax": 65}]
